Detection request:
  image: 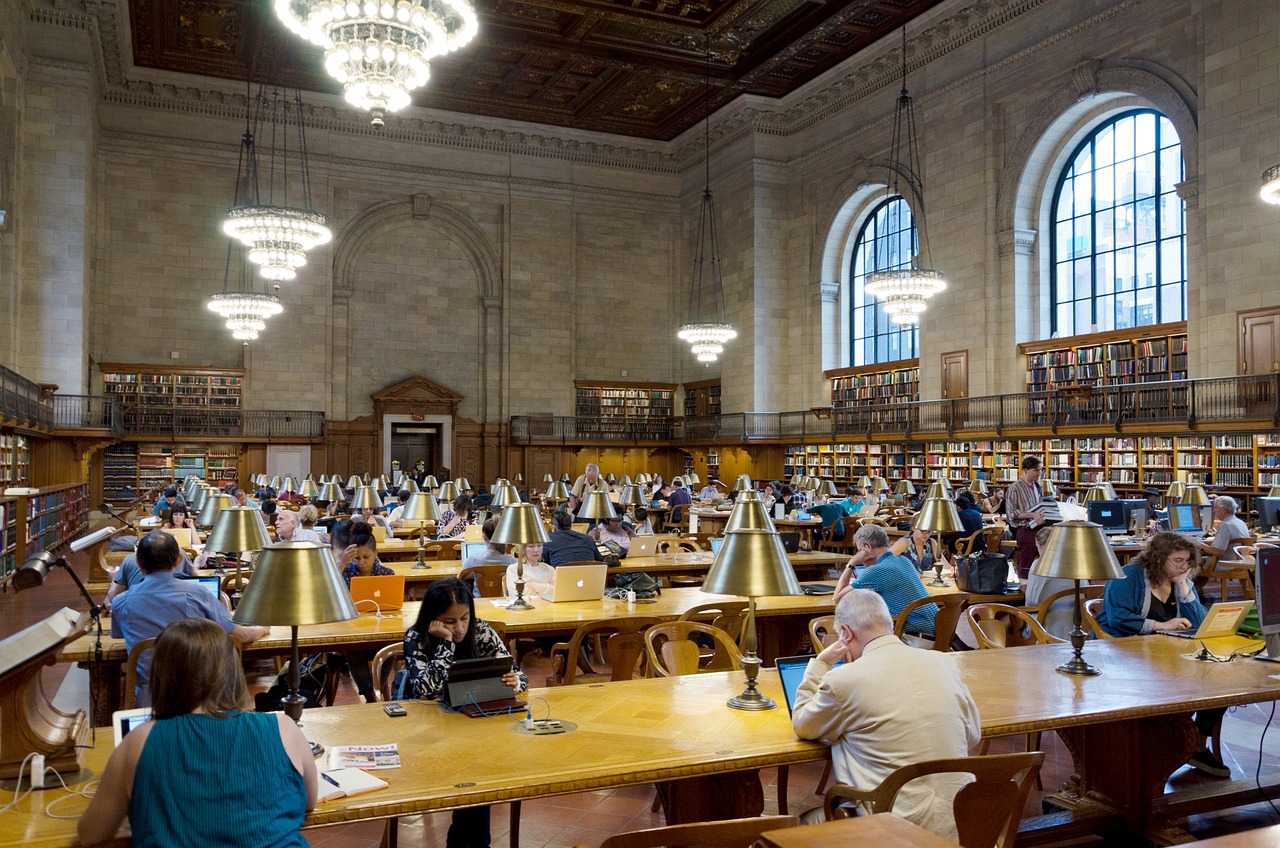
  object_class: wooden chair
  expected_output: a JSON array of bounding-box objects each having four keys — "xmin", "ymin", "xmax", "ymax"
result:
[
  {"xmin": 1081, "ymin": 597, "xmax": 1112, "ymax": 640},
  {"xmin": 645, "ymin": 621, "xmax": 743, "ymax": 676},
  {"xmin": 821, "ymin": 518, "xmax": 855, "ymax": 556},
  {"xmin": 123, "ymin": 638, "xmax": 158, "ymax": 709},
  {"xmin": 598, "ymin": 815, "xmax": 799, "ymax": 848},
  {"xmin": 983, "ymin": 525, "xmax": 1007, "ymax": 555},
  {"xmin": 219, "ymin": 573, "xmax": 251, "ymax": 604},
  {"xmin": 459, "ymin": 564, "xmax": 507, "ymax": 598},
  {"xmin": 893, "ymin": 592, "xmax": 969, "ymax": 651},
  {"xmin": 953, "ymin": 529, "xmax": 986, "ymax": 557},
  {"xmin": 858, "ymin": 516, "xmax": 889, "ymax": 527},
  {"xmin": 546, "ymin": 617, "xmax": 662, "ymax": 686},
  {"xmin": 808, "ymin": 614, "xmax": 837, "ymax": 652},
  {"xmin": 1206, "ymin": 537, "xmax": 1256, "ymax": 601},
  {"xmin": 1033, "ymin": 584, "xmax": 1103, "ymax": 637},
  {"xmin": 965, "ymin": 603, "xmax": 1063, "ymax": 650},
  {"xmin": 678, "ymin": 601, "xmax": 748, "ymax": 646},
  {"xmin": 370, "ymin": 644, "xmax": 405, "ymax": 702},
  {"xmin": 420, "ymin": 543, "xmax": 450, "ymax": 560},
  {"xmin": 823, "ymin": 752, "xmax": 1044, "ymax": 848}
]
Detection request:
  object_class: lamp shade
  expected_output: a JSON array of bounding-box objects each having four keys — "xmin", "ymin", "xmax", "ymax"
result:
[
  {"xmin": 298, "ymin": 478, "xmax": 320, "ymax": 497},
  {"xmin": 560, "ymin": 473, "xmax": 571, "ymax": 483},
  {"xmin": 816, "ymin": 480, "xmax": 839, "ymax": 498},
  {"xmin": 894, "ymin": 480, "xmax": 916, "ymax": 496},
  {"xmin": 232, "ymin": 542, "xmax": 359, "ymax": 626},
  {"xmin": 912, "ymin": 498, "xmax": 964, "ymax": 533},
  {"xmin": 1032, "ymin": 521, "xmax": 1124, "ymax": 582},
  {"xmin": 183, "ymin": 478, "xmax": 202, "ymax": 500},
  {"xmin": 349, "ymin": 486, "xmax": 381, "ymax": 510},
  {"xmin": 513, "ymin": 473, "xmax": 524, "ymax": 484},
  {"xmin": 489, "ymin": 503, "xmax": 551, "ymax": 547},
  {"xmin": 857, "ymin": 476, "xmax": 873, "ymax": 489},
  {"xmin": 702, "ymin": 530, "xmax": 802, "ymax": 598},
  {"xmin": 636, "ymin": 474, "xmax": 651, "ymax": 486},
  {"xmin": 735, "ymin": 490, "xmax": 763, "ymax": 503},
  {"xmin": 577, "ymin": 491, "xmax": 618, "ymax": 520},
  {"xmin": 545, "ymin": 481, "xmax": 571, "ymax": 501},
  {"xmin": 423, "ymin": 475, "xmax": 439, "ymax": 489},
  {"xmin": 491, "ymin": 483, "xmax": 521, "ymax": 508},
  {"xmin": 282, "ymin": 477, "xmax": 299, "ymax": 494},
  {"xmin": 618, "ymin": 485, "xmax": 647, "ymax": 507},
  {"xmin": 724, "ymin": 498, "xmax": 776, "ymax": 533},
  {"xmin": 346, "ymin": 475, "xmax": 362, "ymax": 490},
  {"xmin": 871, "ymin": 477, "xmax": 889, "ymax": 493},
  {"xmin": 1270, "ymin": 486, "xmax": 1280, "ymax": 498},
  {"xmin": 617, "ymin": 475, "xmax": 631, "ymax": 487},
  {"xmin": 687, "ymin": 473, "xmax": 701, "ymax": 486},
  {"xmin": 1083, "ymin": 486, "xmax": 1109, "ymax": 503},
  {"xmin": 317, "ymin": 482, "xmax": 343, "ymax": 502},
  {"xmin": 543, "ymin": 474, "xmax": 555, "ymax": 484},
  {"xmin": 969, "ymin": 479, "xmax": 989, "ymax": 496},
  {"xmin": 925, "ymin": 480, "xmax": 949, "ymax": 500},
  {"xmin": 269, "ymin": 476, "xmax": 283, "ymax": 490},
  {"xmin": 438, "ymin": 481, "xmax": 461, "ymax": 502},
  {"xmin": 606, "ymin": 473, "xmax": 617, "ymax": 484},
  {"xmin": 205, "ymin": 506, "xmax": 271, "ymax": 553},
  {"xmin": 401, "ymin": 493, "xmax": 442, "ymax": 524},
  {"xmin": 371, "ymin": 477, "xmax": 387, "ymax": 495},
  {"xmin": 399, "ymin": 478, "xmax": 420, "ymax": 495},
  {"xmin": 196, "ymin": 492, "xmax": 233, "ymax": 527},
  {"xmin": 455, "ymin": 478, "xmax": 472, "ymax": 492},
  {"xmin": 733, "ymin": 475, "xmax": 754, "ymax": 492},
  {"xmin": 1183, "ymin": 485, "xmax": 1211, "ymax": 506},
  {"xmin": 1040, "ymin": 478, "xmax": 1058, "ymax": 498},
  {"xmin": 189, "ymin": 486, "xmax": 210, "ymax": 514}
]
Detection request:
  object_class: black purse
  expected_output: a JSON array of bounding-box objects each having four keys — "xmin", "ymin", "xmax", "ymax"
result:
[{"xmin": 955, "ymin": 553, "xmax": 1009, "ymax": 595}]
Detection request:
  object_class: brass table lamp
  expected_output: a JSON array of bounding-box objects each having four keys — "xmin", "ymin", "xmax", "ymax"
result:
[
  {"xmin": 399, "ymin": 478, "xmax": 420, "ymax": 495},
  {"xmin": 1083, "ymin": 486, "xmax": 1108, "ymax": 503},
  {"xmin": 856, "ymin": 475, "xmax": 872, "ymax": 490},
  {"xmin": 490, "ymin": 503, "xmax": 551, "ymax": 610},
  {"xmin": 196, "ymin": 493, "xmax": 233, "ymax": 578},
  {"xmin": 816, "ymin": 480, "xmax": 839, "ymax": 500},
  {"xmin": 925, "ymin": 480, "xmax": 949, "ymax": 500},
  {"xmin": 346, "ymin": 475, "xmax": 362, "ymax": 490},
  {"xmin": 401, "ymin": 492, "xmax": 443, "ymax": 570},
  {"xmin": 204, "ymin": 506, "xmax": 271, "ymax": 603},
  {"xmin": 545, "ymin": 480, "xmax": 571, "ymax": 511},
  {"xmin": 349, "ymin": 486, "xmax": 382, "ymax": 511},
  {"xmin": 913, "ymin": 497, "xmax": 963, "ymax": 587},
  {"xmin": 617, "ymin": 475, "xmax": 632, "ymax": 487},
  {"xmin": 423, "ymin": 475, "xmax": 439, "ymax": 489},
  {"xmin": 298, "ymin": 477, "xmax": 320, "ymax": 498},
  {"xmin": 1183, "ymin": 485, "xmax": 1211, "ymax": 506},
  {"xmin": 269, "ymin": 476, "xmax": 284, "ymax": 491},
  {"xmin": 969, "ymin": 479, "xmax": 989, "ymax": 496},
  {"xmin": 438, "ymin": 481, "xmax": 461, "ymax": 503},
  {"xmin": 578, "ymin": 490, "xmax": 618, "ymax": 522},
  {"xmin": 233, "ymin": 542, "xmax": 358, "ymax": 754},
  {"xmin": 733, "ymin": 475, "xmax": 754, "ymax": 493},
  {"xmin": 871, "ymin": 477, "xmax": 889, "ymax": 495},
  {"xmin": 542, "ymin": 473, "xmax": 555, "ymax": 484},
  {"xmin": 724, "ymin": 497, "xmax": 776, "ymax": 533},
  {"xmin": 491, "ymin": 482, "xmax": 521, "ymax": 510},
  {"xmin": 455, "ymin": 477, "xmax": 472, "ymax": 493},
  {"xmin": 1032, "ymin": 520, "xmax": 1124, "ymax": 676},
  {"xmin": 1269, "ymin": 486, "xmax": 1280, "ymax": 498},
  {"xmin": 702, "ymin": 529, "xmax": 802, "ymax": 710},
  {"xmin": 1040, "ymin": 478, "xmax": 1058, "ymax": 499},
  {"xmin": 894, "ymin": 480, "xmax": 915, "ymax": 504},
  {"xmin": 317, "ymin": 481, "xmax": 343, "ymax": 505}
]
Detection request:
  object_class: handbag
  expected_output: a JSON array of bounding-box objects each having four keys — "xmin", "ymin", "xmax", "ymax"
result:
[
  {"xmin": 605, "ymin": 571, "xmax": 660, "ymax": 600},
  {"xmin": 954, "ymin": 553, "xmax": 1009, "ymax": 595}
]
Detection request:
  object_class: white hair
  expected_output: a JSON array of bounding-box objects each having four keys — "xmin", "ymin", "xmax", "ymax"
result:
[
  {"xmin": 835, "ymin": 589, "xmax": 893, "ymax": 636},
  {"xmin": 1214, "ymin": 496, "xmax": 1238, "ymax": 515},
  {"xmin": 852, "ymin": 524, "xmax": 889, "ymax": 549}
]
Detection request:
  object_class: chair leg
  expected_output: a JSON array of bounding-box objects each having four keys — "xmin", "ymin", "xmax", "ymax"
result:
[
  {"xmin": 510, "ymin": 800, "xmax": 521, "ymax": 848},
  {"xmin": 814, "ymin": 759, "xmax": 833, "ymax": 796},
  {"xmin": 978, "ymin": 737, "xmax": 992, "ymax": 755},
  {"xmin": 1027, "ymin": 731, "xmax": 1044, "ymax": 790},
  {"xmin": 776, "ymin": 765, "xmax": 788, "ymax": 815}
]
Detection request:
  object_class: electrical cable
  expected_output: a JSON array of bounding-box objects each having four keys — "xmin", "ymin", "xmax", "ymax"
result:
[{"xmin": 1255, "ymin": 699, "xmax": 1280, "ymax": 819}]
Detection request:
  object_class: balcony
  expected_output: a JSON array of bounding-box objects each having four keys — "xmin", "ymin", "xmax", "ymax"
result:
[
  {"xmin": 0, "ymin": 365, "xmax": 54, "ymax": 431},
  {"xmin": 53, "ymin": 395, "xmax": 125, "ymax": 437},
  {"xmin": 119, "ymin": 408, "xmax": 325, "ymax": 439}
]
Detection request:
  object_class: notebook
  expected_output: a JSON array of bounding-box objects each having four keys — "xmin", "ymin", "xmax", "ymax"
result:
[
  {"xmin": 318, "ymin": 768, "xmax": 390, "ymax": 803},
  {"xmin": 550, "ymin": 563, "xmax": 608, "ymax": 602},
  {"xmin": 161, "ymin": 526, "xmax": 196, "ymax": 547},
  {"xmin": 112, "ymin": 706, "xmax": 152, "ymax": 746},
  {"xmin": 349, "ymin": 574, "xmax": 406, "ymax": 613},
  {"xmin": 1159, "ymin": 600, "xmax": 1254, "ymax": 639}
]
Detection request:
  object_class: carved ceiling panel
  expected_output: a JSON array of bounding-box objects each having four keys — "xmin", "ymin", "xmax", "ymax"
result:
[{"xmin": 128, "ymin": 0, "xmax": 944, "ymax": 140}]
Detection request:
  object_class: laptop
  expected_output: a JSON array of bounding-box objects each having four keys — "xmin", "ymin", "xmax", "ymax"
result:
[
  {"xmin": 349, "ymin": 574, "xmax": 406, "ymax": 613},
  {"xmin": 775, "ymin": 654, "xmax": 845, "ymax": 715},
  {"xmin": 112, "ymin": 706, "xmax": 152, "ymax": 746},
  {"xmin": 1159, "ymin": 600, "xmax": 1254, "ymax": 639},
  {"xmin": 1169, "ymin": 503, "xmax": 1205, "ymax": 539},
  {"xmin": 444, "ymin": 656, "xmax": 522, "ymax": 716},
  {"xmin": 463, "ymin": 524, "xmax": 484, "ymax": 542},
  {"xmin": 370, "ymin": 525, "xmax": 387, "ymax": 542},
  {"xmin": 550, "ymin": 563, "xmax": 608, "ymax": 602},
  {"xmin": 161, "ymin": 526, "xmax": 196, "ymax": 547},
  {"xmin": 461, "ymin": 542, "xmax": 488, "ymax": 562},
  {"xmin": 187, "ymin": 575, "xmax": 222, "ymax": 599},
  {"xmin": 778, "ymin": 532, "xmax": 801, "ymax": 554},
  {"xmin": 630, "ymin": 537, "xmax": 658, "ymax": 558}
]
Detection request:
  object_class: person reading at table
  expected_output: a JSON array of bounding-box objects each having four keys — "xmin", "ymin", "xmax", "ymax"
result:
[
  {"xmin": 590, "ymin": 512, "xmax": 634, "ymax": 552},
  {"xmin": 404, "ymin": 578, "xmax": 528, "ymax": 848},
  {"xmin": 542, "ymin": 508, "xmax": 603, "ymax": 565},
  {"xmin": 890, "ymin": 526, "xmax": 950, "ymax": 576},
  {"xmin": 506, "ymin": 542, "xmax": 555, "ymax": 599},
  {"xmin": 276, "ymin": 508, "xmax": 322, "ymax": 543},
  {"xmin": 79, "ymin": 617, "xmax": 317, "ymax": 848},
  {"xmin": 1097, "ymin": 532, "xmax": 1227, "ymax": 777},
  {"xmin": 436, "ymin": 494, "xmax": 478, "ymax": 539},
  {"xmin": 835, "ymin": 524, "xmax": 938, "ymax": 639},
  {"xmin": 791, "ymin": 589, "xmax": 981, "ymax": 839}
]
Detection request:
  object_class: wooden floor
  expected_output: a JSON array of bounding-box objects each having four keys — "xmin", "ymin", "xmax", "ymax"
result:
[{"xmin": 8, "ymin": 549, "xmax": 1280, "ymax": 848}]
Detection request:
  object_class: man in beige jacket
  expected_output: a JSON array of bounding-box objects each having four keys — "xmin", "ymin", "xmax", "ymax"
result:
[{"xmin": 791, "ymin": 589, "xmax": 982, "ymax": 840}]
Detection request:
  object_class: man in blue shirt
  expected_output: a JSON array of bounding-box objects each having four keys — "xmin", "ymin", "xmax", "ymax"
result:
[
  {"xmin": 541, "ymin": 509, "xmax": 603, "ymax": 566},
  {"xmin": 110, "ymin": 531, "xmax": 268, "ymax": 706},
  {"xmin": 835, "ymin": 524, "xmax": 938, "ymax": 637},
  {"xmin": 151, "ymin": 486, "xmax": 184, "ymax": 517}
]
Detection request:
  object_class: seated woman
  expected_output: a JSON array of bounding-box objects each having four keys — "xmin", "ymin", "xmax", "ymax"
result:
[
  {"xmin": 505, "ymin": 542, "xmax": 554, "ymax": 599},
  {"xmin": 405, "ymin": 578, "xmax": 527, "ymax": 848},
  {"xmin": 891, "ymin": 526, "xmax": 950, "ymax": 576},
  {"xmin": 436, "ymin": 495, "xmax": 477, "ymax": 539},
  {"xmin": 163, "ymin": 504, "xmax": 196, "ymax": 533},
  {"xmin": 78, "ymin": 617, "xmax": 316, "ymax": 847},
  {"xmin": 1098, "ymin": 532, "xmax": 1227, "ymax": 777},
  {"xmin": 590, "ymin": 513, "xmax": 634, "ymax": 552}
]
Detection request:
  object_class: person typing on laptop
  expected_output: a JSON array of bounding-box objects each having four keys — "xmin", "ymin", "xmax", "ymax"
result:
[
  {"xmin": 791, "ymin": 589, "xmax": 980, "ymax": 840},
  {"xmin": 541, "ymin": 509, "xmax": 603, "ymax": 565},
  {"xmin": 405, "ymin": 578, "xmax": 526, "ymax": 848},
  {"xmin": 1097, "ymin": 532, "xmax": 1228, "ymax": 777},
  {"xmin": 330, "ymin": 525, "xmax": 394, "ymax": 703}
]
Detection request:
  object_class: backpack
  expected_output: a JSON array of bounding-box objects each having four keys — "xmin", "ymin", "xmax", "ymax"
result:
[{"xmin": 254, "ymin": 654, "xmax": 328, "ymax": 712}]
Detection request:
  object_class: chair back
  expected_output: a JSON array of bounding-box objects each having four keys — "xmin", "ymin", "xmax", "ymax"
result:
[
  {"xmin": 645, "ymin": 622, "xmax": 743, "ymax": 676},
  {"xmin": 421, "ymin": 543, "xmax": 449, "ymax": 560},
  {"xmin": 808, "ymin": 614, "xmax": 837, "ymax": 653},
  {"xmin": 547, "ymin": 617, "xmax": 662, "ymax": 686},
  {"xmin": 965, "ymin": 603, "xmax": 1063, "ymax": 649},
  {"xmin": 824, "ymin": 752, "xmax": 1043, "ymax": 848},
  {"xmin": 1033, "ymin": 584, "xmax": 1103, "ymax": 631},
  {"xmin": 675, "ymin": 540, "xmax": 701, "ymax": 552},
  {"xmin": 983, "ymin": 525, "xmax": 1007, "ymax": 554},
  {"xmin": 953, "ymin": 529, "xmax": 985, "ymax": 557},
  {"xmin": 370, "ymin": 644, "xmax": 406, "ymax": 701},
  {"xmin": 124, "ymin": 638, "xmax": 158, "ymax": 709},
  {"xmin": 678, "ymin": 602, "xmax": 748, "ymax": 645},
  {"xmin": 459, "ymin": 564, "xmax": 508, "ymax": 598},
  {"xmin": 1081, "ymin": 597, "xmax": 1111, "ymax": 640},
  {"xmin": 893, "ymin": 592, "xmax": 969, "ymax": 651},
  {"xmin": 598, "ymin": 815, "xmax": 799, "ymax": 848}
]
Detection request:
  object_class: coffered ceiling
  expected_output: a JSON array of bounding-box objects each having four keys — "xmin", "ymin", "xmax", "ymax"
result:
[{"xmin": 128, "ymin": 0, "xmax": 944, "ymax": 140}]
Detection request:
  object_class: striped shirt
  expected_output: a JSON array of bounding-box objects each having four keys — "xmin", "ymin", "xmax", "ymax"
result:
[
  {"xmin": 1005, "ymin": 477, "xmax": 1041, "ymax": 528},
  {"xmin": 851, "ymin": 552, "xmax": 938, "ymax": 636}
]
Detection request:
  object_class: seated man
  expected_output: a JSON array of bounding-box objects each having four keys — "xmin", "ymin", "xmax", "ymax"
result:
[
  {"xmin": 666, "ymin": 478, "xmax": 692, "ymax": 524},
  {"xmin": 232, "ymin": 488, "xmax": 262, "ymax": 510},
  {"xmin": 276, "ymin": 509, "xmax": 321, "ymax": 543},
  {"xmin": 105, "ymin": 545, "xmax": 198, "ymax": 609},
  {"xmin": 541, "ymin": 509, "xmax": 602, "ymax": 566},
  {"xmin": 110, "ymin": 531, "xmax": 268, "ymax": 705},
  {"xmin": 835, "ymin": 524, "xmax": 938, "ymax": 637},
  {"xmin": 1203, "ymin": 496, "xmax": 1250, "ymax": 561},
  {"xmin": 792, "ymin": 589, "xmax": 981, "ymax": 840},
  {"xmin": 151, "ymin": 486, "xmax": 184, "ymax": 518}
]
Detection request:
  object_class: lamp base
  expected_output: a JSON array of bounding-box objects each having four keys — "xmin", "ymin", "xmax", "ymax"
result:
[
  {"xmin": 727, "ymin": 688, "xmax": 777, "ymax": 711},
  {"xmin": 1056, "ymin": 656, "xmax": 1103, "ymax": 676},
  {"xmin": 505, "ymin": 598, "xmax": 534, "ymax": 610},
  {"xmin": 928, "ymin": 575, "xmax": 949, "ymax": 587},
  {"xmin": 411, "ymin": 561, "xmax": 433, "ymax": 570}
]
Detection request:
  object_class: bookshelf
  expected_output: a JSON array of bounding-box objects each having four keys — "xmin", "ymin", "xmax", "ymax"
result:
[
  {"xmin": 1, "ymin": 497, "xmax": 16, "ymax": 580},
  {"xmin": 0, "ymin": 434, "xmax": 29, "ymax": 486},
  {"xmin": 1259, "ymin": 434, "xmax": 1280, "ymax": 489},
  {"xmin": 101, "ymin": 364, "xmax": 244, "ymax": 409},
  {"xmin": 101, "ymin": 442, "xmax": 241, "ymax": 506},
  {"xmin": 826, "ymin": 360, "xmax": 920, "ymax": 430},
  {"xmin": 1019, "ymin": 322, "xmax": 1188, "ymax": 393},
  {"xmin": 683, "ymin": 379, "xmax": 721, "ymax": 418},
  {"xmin": 574, "ymin": 381, "xmax": 676, "ymax": 440},
  {"xmin": 12, "ymin": 483, "xmax": 88, "ymax": 561}
]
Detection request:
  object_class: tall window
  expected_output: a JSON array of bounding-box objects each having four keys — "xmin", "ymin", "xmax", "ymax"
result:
[
  {"xmin": 850, "ymin": 196, "xmax": 919, "ymax": 365},
  {"xmin": 1050, "ymin": 110, "xmax": 1185, "ymax": 336}
]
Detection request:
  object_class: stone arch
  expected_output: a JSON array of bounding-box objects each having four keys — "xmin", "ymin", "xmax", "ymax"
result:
[{"xmin": 995, "ymin": 60, "xmax": 1198, "ymax": 345}]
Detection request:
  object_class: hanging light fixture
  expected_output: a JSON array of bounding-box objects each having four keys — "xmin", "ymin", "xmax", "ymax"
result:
[
  {"xmin": 222, "ymin": 87, "xmax": 331, "ymax": 282},
  {"xmin": 274, "ymin": 0, "xmax": 479, "ymax": 128},
  {"xmin": 863, "ymin": 27, "xmax": 946, "ymax": 325},
  {"xmin": 677, "ymin": 43, "xmax": 736, "ymax": 364},
  {"xmin": 1262, "ymin": 165, "xmax": 1280, "ymax": 204},
  {"xmin": 207, "ymin": 242, "xmax": 283, "ymax": 341}
]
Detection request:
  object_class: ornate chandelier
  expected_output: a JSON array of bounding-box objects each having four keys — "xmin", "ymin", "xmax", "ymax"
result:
[
  {"xmin": 1262, "ymin": 165, "xmax": 1280, "ymax": 204},
  {"xmin": 222, "ymin": 88, "xmax": 331, "ymax": 282},
  {"xmin": 207, "ymin": 244, "xmax": 283, "ymax": 342},
  {"xmin": 678, "ymin": 48, "xmax": 736, "ymax": 363},
  {"xmin": 864, "ymin": 27, "xmax": 945, "ymax": 325},
  {"xmin": 275, "ymin": 0, "xmax": 479, "ymax": 127}
]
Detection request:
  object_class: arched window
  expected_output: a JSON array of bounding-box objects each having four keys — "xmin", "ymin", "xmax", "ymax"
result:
[
  {"xmin": 849, "ymin": 196, "xmax": 919, "ymax": 365},
  {"xmin": 1050, "ymin": 110, "xmax": 1185, "ymax": 336}
]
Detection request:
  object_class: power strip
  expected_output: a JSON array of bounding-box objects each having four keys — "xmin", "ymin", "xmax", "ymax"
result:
[{"xmin": 30, "ymin": 755, "xmax": 45, "ymax": 789}]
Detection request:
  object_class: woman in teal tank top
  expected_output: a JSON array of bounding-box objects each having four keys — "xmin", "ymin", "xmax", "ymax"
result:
[{"xmin": 79, "ymin": 618, "xmax": 318, "ymax": 847}]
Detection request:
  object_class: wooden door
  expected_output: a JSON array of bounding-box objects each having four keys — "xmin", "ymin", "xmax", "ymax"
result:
[
  {"xmin": 1239, "ymin": 307, "xmax": 1280, "ymax": 375},
  {"xmin": 941, "ymin": 350, "xmax": 969, "ymax": 429}
]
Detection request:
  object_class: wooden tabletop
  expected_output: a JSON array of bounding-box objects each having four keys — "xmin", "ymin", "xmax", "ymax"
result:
[
  {"xmin": 759, "ymin": 814, "xmax": 959, "ymax": 848},
  {"xmin": 1177, "ymin": 824, "xmax": 1280, "ymax": 847}
]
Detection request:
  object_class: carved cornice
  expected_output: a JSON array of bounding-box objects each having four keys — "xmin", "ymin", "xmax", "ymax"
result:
[
  {"xmin": 819, "ymin": 280, "xmax": 839, "ymax": 304},
  {"xmin": 1174, "ymin": 178, "xmax": 1198, "ymax": 207},
  {"xmin": 997, "ymin": 228, "xmax": 1037, "ymax": 257}
]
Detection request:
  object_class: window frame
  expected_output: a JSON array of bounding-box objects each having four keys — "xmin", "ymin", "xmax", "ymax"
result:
[{"xmin": 848, "ymin": 195, "xmax": 920, "ymax": 366}]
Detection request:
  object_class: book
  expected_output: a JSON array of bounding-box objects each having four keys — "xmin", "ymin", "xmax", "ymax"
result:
[
  {"xmin": 326, "ymin": 743, "xmax": 401, "ymax": 770},
  {"xmin": 318, "ymin": 768, "xmax": 389, "ymax": 803}
]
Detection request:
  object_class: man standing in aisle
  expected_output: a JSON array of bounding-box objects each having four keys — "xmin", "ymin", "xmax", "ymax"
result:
[
  {"xmin": 1006, "ymin": 456, "xmax": 1046, "ymax": 580},
  {"xmin": 569, "ymin": 463, "xmax": 608, "ymax": 511}
]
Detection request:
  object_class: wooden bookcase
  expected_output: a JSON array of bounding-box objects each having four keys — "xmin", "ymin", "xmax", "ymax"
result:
[
  {"xmin": 826, "ymin": 360, "xmax": 920, "ymax": 430},
  {"xmin": 0, "ymin": 484, "xmax": 89, "ymax": 581},
  {"xmin": 1019, "ymin": 322, "xmax": 1188, "ymax": 393},
  {"xmin": 101, "ymin": 364, "xmax": 244, "ymax": 409},
  {"xmin": 574, "ymin": 381, "xmax": 676, "ymax": 440},
  {"xmin": 683, "ymin": 379, "xmax": 721, "ymax": 418},
  {"xmin": 0, "ymin": 434, "xmax": 29, "ymax": 486},
  {"xmin": 1258, "ymin": 434, "xmax": 1280, "ymax": 489},
  {"xmin": 101, "ymin": 442, "xmax": 241, "ymax": 507}
]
